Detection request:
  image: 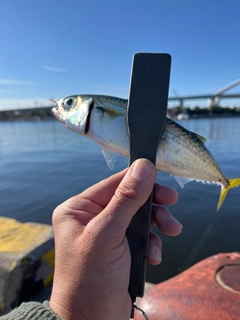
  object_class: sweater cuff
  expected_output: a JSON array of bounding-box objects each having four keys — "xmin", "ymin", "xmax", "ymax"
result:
[{"xmin": 0, "ymin": 301, "xmax": 63, "ymax": 320}]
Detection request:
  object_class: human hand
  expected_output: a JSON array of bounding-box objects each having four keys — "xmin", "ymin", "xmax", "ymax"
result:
[{"xmin": 49, "ymin": 159, "xmax": 182, "ymax": 320}]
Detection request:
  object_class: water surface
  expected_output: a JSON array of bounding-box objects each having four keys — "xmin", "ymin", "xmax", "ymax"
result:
[{"xmin": 0, "ymin": 118, "xmax": 240, "ymax": 283}]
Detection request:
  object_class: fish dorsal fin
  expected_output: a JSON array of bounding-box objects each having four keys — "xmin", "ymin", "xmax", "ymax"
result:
[
  {"xmin": 191, "ymin": 132, "xmax": 207, "ymax": 144},
  {"xmin": 173, "ymin": 176, "xmax": 194, "ymax": 189},
  {"xmin": 100, "ymin": 145, "xmax": 118, "ymax": 169}
]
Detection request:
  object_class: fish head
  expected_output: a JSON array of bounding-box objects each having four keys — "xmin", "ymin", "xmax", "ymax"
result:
[
  {"xmin": 51, "ymin": 95, "xmax": 94, "ymax": 134},
  {"xmin": 52, "ymin": 94, "xmax": 126, "ymax": 135}
]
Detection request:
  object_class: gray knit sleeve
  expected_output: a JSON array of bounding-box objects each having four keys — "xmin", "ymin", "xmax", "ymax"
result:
[{"xmin": 0, "ymin": 301, "xmax": 63, "ymax": 320}]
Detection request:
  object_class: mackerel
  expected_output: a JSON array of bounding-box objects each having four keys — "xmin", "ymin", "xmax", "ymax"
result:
[{"xmin": 52, "ymin": 94, "xmax": 240, "ymax": 210}]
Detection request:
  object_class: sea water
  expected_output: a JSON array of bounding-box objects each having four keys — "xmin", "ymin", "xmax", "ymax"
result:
[{"xmin": 0, "ymin": 117, "xmax": 240, "ymax": 282}]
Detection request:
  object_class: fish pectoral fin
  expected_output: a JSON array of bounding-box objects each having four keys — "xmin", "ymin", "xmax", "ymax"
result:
[
  {"xmin": 191, "ymin": 132, "xmax": 207, "ymax": 144},
  {"xmin": 173, "ymin": 176, "xmax": 194, "ymax": 189},
  {"xmin": 100, "ymin": 145, "xmax": 118, "ymax": 169},
  {"xmin": 217, "ymin": 178, "xmax": 240, "ymax": 211}
]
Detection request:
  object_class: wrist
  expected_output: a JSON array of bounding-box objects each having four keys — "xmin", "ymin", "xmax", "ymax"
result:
[{"xmin": 50, "ymin": 289, "xmax": 132, "ymax": 320}]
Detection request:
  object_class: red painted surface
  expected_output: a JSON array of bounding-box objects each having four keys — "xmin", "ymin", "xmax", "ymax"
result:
[{"xmin": 134, "ymin": 252, "xmax": 240, "ymax": 320}]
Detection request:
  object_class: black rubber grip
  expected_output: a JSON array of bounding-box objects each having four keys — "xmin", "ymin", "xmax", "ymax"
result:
[{"xmin": 127, "ymin": 53, "xmax": 171, "ymax": 300}]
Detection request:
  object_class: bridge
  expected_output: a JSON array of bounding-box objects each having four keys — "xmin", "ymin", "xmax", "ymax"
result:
[{"xmin": 169, "ymin": 79, "xmax": 240, "ymax": 108}]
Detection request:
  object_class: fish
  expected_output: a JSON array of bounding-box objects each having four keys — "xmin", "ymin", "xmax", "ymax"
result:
[{"xmin": 51, "ymin": 94, "xmax": 240, "ymax": 211}]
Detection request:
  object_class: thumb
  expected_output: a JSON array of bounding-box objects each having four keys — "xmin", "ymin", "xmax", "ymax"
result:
[{"xmin": 100, "ymin": 159, "xmax": 157, "ymax": 235}]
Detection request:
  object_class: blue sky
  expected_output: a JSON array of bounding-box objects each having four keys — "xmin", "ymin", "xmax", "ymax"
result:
[{"xmin": 0, "ymin": 0, "xmax": 240, "ymax": 110}]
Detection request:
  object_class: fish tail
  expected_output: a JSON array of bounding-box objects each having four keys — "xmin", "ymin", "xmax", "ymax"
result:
[{"xmin": 217, "ymin": 178, "xmax": 240, "ymax": 211}]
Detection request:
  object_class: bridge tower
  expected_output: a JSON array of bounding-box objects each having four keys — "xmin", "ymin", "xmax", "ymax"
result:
[{"xmin": 172, "ymin": 90, "xmax": 184, "ymax": 110}]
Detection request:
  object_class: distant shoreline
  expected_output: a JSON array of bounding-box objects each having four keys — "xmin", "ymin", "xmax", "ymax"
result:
[
  {"xmin": 0, "ymin": 106, "xmax": 55, "ymax": 121},
  {"xmin": 0, "ymin": 106, "xmax": 240, "ymax": 121},
  {"xmin": 174, "ymin": 113, "xmax": 240, "ymax": 120}
]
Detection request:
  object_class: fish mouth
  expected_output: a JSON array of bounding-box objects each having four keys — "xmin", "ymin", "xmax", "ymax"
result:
[
  {"xmin": 52, "ymin": 106, "xmax": 61, "ymax": 119},
  {"xmin": 50, "ymin": 99, "xmax": 66, "ymax": 124}
]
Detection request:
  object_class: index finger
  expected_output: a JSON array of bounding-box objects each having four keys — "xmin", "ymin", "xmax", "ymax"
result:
[{"xmin": 74, "ymin": 168, "xmax": 128, "ymax": 208}]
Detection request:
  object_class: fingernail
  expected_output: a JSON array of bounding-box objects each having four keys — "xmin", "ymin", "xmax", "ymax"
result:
[
  {"xmin": 174, "ymin": 217, "xmax": 183, "ymax": 229},
  {"xmin": 131, "ymin": 159, "xmax": 154, "ymax": 181},
  {"xmin": 153, "ymin": 247, "xmax": 162, "ymax": 264}
]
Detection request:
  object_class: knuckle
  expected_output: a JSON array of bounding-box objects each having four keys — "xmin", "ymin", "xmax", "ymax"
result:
[
  {"xmin": 52, "ymin": 203, "xmax": 68, "ymax": 226},
  {"xmin": 115, "ymin": 181, "xmax": 140, "ymax": 204},
  {"xmin": 52, "ymin": 206, "xmax": 62, "ymax": 226}
]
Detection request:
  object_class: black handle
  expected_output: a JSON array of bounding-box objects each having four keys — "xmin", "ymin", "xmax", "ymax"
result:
[{"xmin": 126, "ymin": 53, "xmax": 171, "ymax": 308}]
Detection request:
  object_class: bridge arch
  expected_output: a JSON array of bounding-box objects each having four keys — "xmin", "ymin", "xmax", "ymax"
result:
[{"xmin": 207, "ymin": 79, "xmax": 240, "ymax": 107}]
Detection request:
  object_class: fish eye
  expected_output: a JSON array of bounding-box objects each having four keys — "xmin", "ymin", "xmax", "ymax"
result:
[{"xmin": 63, "ymin": 97, "xmax": 75, "ymax": 110}]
